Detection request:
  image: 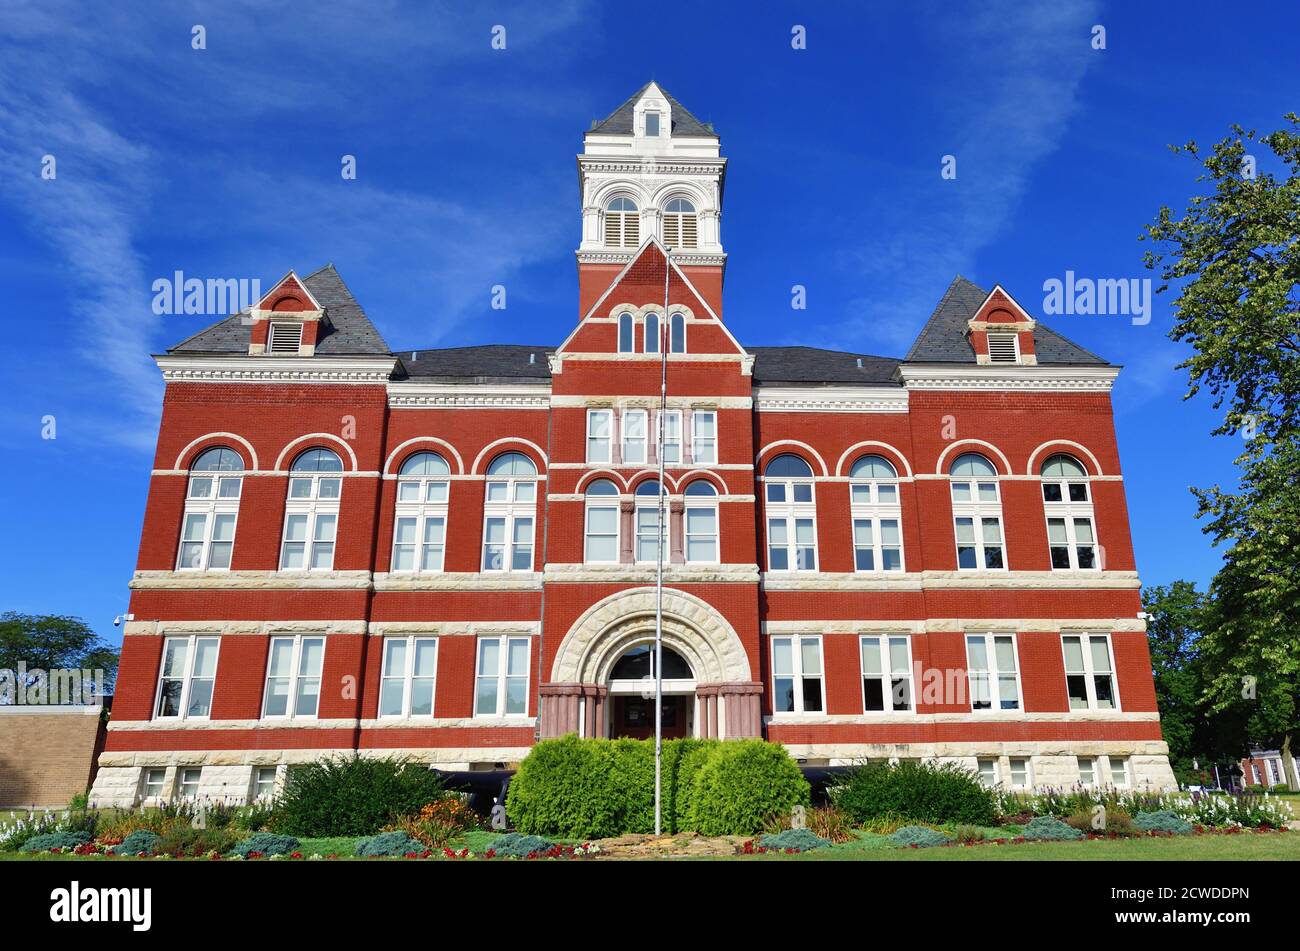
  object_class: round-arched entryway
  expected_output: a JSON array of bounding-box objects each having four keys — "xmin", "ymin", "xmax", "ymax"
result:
[
  {"xmin": 538, "ymin": 587, "xmax": 763, "ymax": 740},
  {"xmin": 607, "ymin": 643, "xmax": 696, "ymax": 740}
]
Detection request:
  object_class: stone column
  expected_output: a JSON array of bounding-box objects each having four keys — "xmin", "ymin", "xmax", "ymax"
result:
[
  {"xmin": 715, "ymin": 682, "xmax": 764, "ymax": 738},
  {"xmin": 695, "ymin": 684, "xmax": 720, "ymax": 738},
  {"xmin": 538, "ymin": 684, "xmax": 586, "ymax": 738},
  {"xmin": 619, "ymin": 501, "xmax": 635, "ymax": 564},
  {"xmin": 669, "ymin": 500, "xmax": 685, "ymax": 564},
  {"xmin": 582, "ymin": 684, "xmax": 608, "ymax": 739}
]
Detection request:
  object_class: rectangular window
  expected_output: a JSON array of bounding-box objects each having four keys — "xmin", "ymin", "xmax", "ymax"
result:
[
  {"xmin": 852, "ymin": 518, "xmax": 903, "ymax": 572},
  {"xmin": 661, "ymin": 410, "xmax": 682, "ymax": 464},
  {"xmin": 1078, "ymin": 756, "xmax": 1097, "ymax": 786},
  {"xmin": 1009, "ymin": 757, "xmax": 1031, "ymax": 789},
  {"xmin": 1062, "ymin": 634, "xmax": 1118, "ymax": 710},
  {"xmin": 253, "ymin": 766, "xmax": 278, "ymax": 801},
  {"xmin": 585, "ymin": 503, "xmax": 619, "ymax": 563},
  {"xmin": 1109, "ymin": 756, "xmax": 1130, "ymax": 787},
  {"xmin": 691, "ymin": 410, "xmax": 717, "ymax": 464},
  {"xmin": 142, "ymin": 768, "xmax": 166, "ymax": 801},
  {"xmin": 262, "ymin": 635, "xmax": 325, "ymax": 719},
  {"xmin": 475, "ymin": 636, "xmax": 530, "ymax": 717},
  {"xmin": 622, "ymin": 409, "xmax": 647, "ymax": 464},
  {"xmin": 861, "ymin": 635, "xmax": 912, "ymax": 712},
  {"xmin": 965, "ymin": 633, "xmax": 1021, "ymax": 712},
  {"xmin": 771, "ymin": 635, "xmax": 824, "ymax": 714},
  {"xmin": 644, "ymin": 111, "xmax": 660, "ymax": 136},
  {"xmin": 178, "ymin": 767, "xmax": 202, "ymax": 800},
  {"xmin": 685, "ymin": 506, "xmax": 717, "ymax": 563},
  {"xmin": 636, "ymin": 506, "xmax": 663, "ymax": 563},
  {"xmin": 155, "ymin": 635, "xmax": 220, "ymax": 720},
  {"xmin": 587, "ymin": 409, "xmax": 612, "ymax": 463},
  {"xmin": 976, "ymin": 759, "xmax": 998, "ymax": 787},
  {"xmin": 482, "ymin": 514, "xmax": 534, "ymax": 572},
  {"xmin": 379, "ymin": 636, "xmax": 438, "ymax": 718}
]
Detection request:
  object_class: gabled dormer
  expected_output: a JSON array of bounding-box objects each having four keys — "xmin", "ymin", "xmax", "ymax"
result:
[
  {"xmin": 247, "ymin": 271, "xmax": 326, "ymax": 357},
  {"xmin": 966, "ymin": 285, "xmax": 1038, "ymax": 366}
]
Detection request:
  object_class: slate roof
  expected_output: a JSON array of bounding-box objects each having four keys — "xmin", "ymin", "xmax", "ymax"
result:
[
  {"xmin": 588, "ymin": 82, "xmax": 717, "ymax": 138},
  {"xmin": 749, "ymin": 347, "xmax": 900, "ymax": 386},
  {"xmin": 167, "ymin": 264, "xmax": 391, "ymax": 356},
  {"xmin": 395, "ymin": 345, "xmax": 554, "ymax": 384},
  {"xmin": 905, "ymin": 276, "xmax": 1108, "ymax": 365}
]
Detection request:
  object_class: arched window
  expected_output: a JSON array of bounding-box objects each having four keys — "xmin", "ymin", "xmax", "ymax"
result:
[
  {"xmin": 634, "ymin": 479, "xmax": 667, "ymax": 563},
  {"xmin": 604, "ymin": 197, "xmax": 640, "ymax": 248},
  {"xmin": 683, "ymin": 480, "xmax": 718, "ymax": 563},
  {"xmin": 483, "ymin": 452, "xmax": 537, "ymax": 572},
  {"xmin": 610, "ymin": 645, "xmax": 693, "ymax": 681},
  {"xmin": 584, "ymin": 479, "xmax": 620, "ymax": 564},
  {"xmin": 644, "ymin": 312, "xmax": 661, "ymax": 353},
  {"xmin": 670, "ymin": 313, "xmax": 686, "ymax": 353},
  {"xmin": 281, "ymin": 448, "xmax": 343, "ymax": 570},
  {"xmin": 662, "ymin": 198, "xmax": 697, "ymax": 249},
  {"xmin": 392, "ymin": 452, "xmax": 451, "ymax": 573},
  {"xmin": 178, "ymin": 447, "xmax": 245, "ymax": 570},
  {"xmin": 849, "ymin": 455, "xmax": 903, "ymax": 572},
  {"xmin": 1041, "ymin": 454, "xmax": 1097, "ymax": 570},
  {"xmin": 948, "ymin": 453, "xmax": 1004, "ymax": 570},
  {"xmin": 764, "ymin": 454, "xmax": 816, "ymax": 571},
  {"xmin": 617, "ymin": 313, "xmax": 634, "ymax": 353}
]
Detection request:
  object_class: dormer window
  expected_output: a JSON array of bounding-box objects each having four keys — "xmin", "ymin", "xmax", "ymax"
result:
[
  {"xmin": 268, "ymin": 321, "xmax": 304, "ymax": 354},
  {"xmin": 645, "ymin": 112, "xmax": 661, "ymax": 136},
  {"xmin": 662, "ymin": 199, "xmax": 697, "ymax": 249},
  {"xmin": 986, "ymin": 333, "xmax": 1020, "ymax": 364},
  {"xmin": 604, "ymin": 197, "xmax": 640, "ymax": 248}
]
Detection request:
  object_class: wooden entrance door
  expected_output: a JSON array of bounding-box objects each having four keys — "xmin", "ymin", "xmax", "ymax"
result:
[{"xmin": 611, "ymin": 695, "xmax": 690, "ymax": 739}]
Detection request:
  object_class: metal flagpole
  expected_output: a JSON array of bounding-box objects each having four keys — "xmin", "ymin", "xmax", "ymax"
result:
[{"xmin": 654, "ymin": 242, "xmax": 670, "ymax": 836}]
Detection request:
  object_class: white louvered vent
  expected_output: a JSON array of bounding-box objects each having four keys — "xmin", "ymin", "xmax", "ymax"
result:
[
  {"xmin": 663, "ymin": 213, "xmax": 697, "ymax": 250},
  {"xmin": 268, "ymin": 321, "xmax": 304, "ymax": 354},
  {"xmin": 986, "ymin": 333, "xmax": 1020, "ymax": 364},
  {"xmin": 604, "ymin": 209, "xmax": 639, "ymax": 248}
]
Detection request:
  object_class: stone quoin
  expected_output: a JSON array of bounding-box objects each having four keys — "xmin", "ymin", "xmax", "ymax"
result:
[{"xmin": 91, "ymin": 82, "xmax": 1176, "ymax": 806}]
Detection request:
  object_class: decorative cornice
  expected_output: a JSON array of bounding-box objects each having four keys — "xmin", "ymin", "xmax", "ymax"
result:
[
  {"xmin": 543, "ymin": 563, "xmax": 760, "ymax": 584},
  {"xmin": 576, "ymin": 249, "xmax": 727, "ymax": 267},
  {"xmin": 754, "ymin": 386, "xmax": 909, "ymax": 414},
  {"xmin": 387, "ymin": 382, "xmax": 551, "ymax": 409},
  {"xmin": 897, "ymin": 364, "xmax": 1120, "ymax": 391},
  {"xmin": 156, "ymin": 354, "xmax": 397, "ymax": 385},
  {"xmin": 577, "ymin": 158, "xmax": 726, "ymax": 175}
]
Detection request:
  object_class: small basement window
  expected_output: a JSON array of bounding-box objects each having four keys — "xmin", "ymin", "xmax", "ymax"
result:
[
  {"xmin": 986, "ymin": 333, "xmax": 1019, "ymax": 364},
  {"xmin": 268, "ymin": 322, "xmax": 304, "ymax": 354}
]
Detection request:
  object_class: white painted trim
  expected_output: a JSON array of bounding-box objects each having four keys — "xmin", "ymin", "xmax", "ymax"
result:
[
  {"xmin": 834, "ymin": 440, "xmax": 914, "ymax": 478},
  {"xmin": 1026, "ymin": 439, "xmax": 1106, "ymax": 477},
  {"xmin": 272, "ymin": 433, "xmax": 358, "ymax": 472},
  {"xmin": 754, "ymin": 386, "xmax": 909, "ymax": 414},
  {"xmin": 382, "ymin": 437, "xmax": 466, "ymax": 475},
  {"xmin": 256, "ymin": 269, "xmax": 324, "ymax": 312},
  {"xmin": 756, "ymin": 439, "xmax": 829, "ymax": 477},
  {"xmin": 172, "ymin": 433, "xmax": 260, "ymax": 471},
  {"xmin": 130, "ymin": 570, "xmax": 372, "ymax": 590},
  {"xmin": 760, "ymin": 570, "xmax": 1141, "ymax": 591},
  {"xmin": 387, "ymin": 382, "xmax": 550, "ymax": 410},
  {"xmin": 155, "ymin": 354, "xmax": 398, "ymax": 384},
  {"xmin": 898, "ymin": 364, "xmax": 1120, "ymax": 391},
  {"xmin": 935, "ymin": 439, "xmax": 1013, "ymax": 476},
  {"xmin": 469, "ymin": 437, "xmax": 548, "ymax": 475}
]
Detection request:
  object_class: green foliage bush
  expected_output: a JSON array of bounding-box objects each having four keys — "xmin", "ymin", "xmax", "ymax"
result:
[
  {"xmin": 1133, "ymin": 810, "xmax": 1193, "ymax": 834},
  {"xmin": 834, "ymin": 760, "xmax": 997, "ymax": 826},
  {"xmin": 488, "ymin": 832, "xmax": 557, "ymax": 857},
  {"xmin": 1021, "ymin": 816, "xmax": 1084, "ymax": 841},
  {"xmin": 269, "ymin": 755, "xmax": 445, "ymax": 836},
  {"xmin": 506, "ymin": 736, "xmax": 809, "ymax": 838},
  {"xmin": 1064, "ymin": 807, "xmax": 1137, "ymax": 837},
  {"xmin": 19, "ymin": 831, "xmax": 90, "ymax": 853},
  {"xmin": 230, "ymin": 832, "xmax": 299, "ymax": 858},
  {"xmin": 110, "ymin": 830, "xmax": 161, "ymax": 856},
  {"xmin": 355, "ymin": 831, "xmax": 426, "ymax": 857},
  {"xmin": 890, "ymin": 825, "xmax": 952, "ymax": 848},
  {"xmin": 757, "ymin": 828, "xmax": 830, "ymax": 851},
  {"xmin": 154, "ymin": 826, "xmax": 239, "ymax": 857}
]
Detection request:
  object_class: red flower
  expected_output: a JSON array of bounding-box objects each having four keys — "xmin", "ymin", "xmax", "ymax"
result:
[
  {"xmin": 290, "ymin": 851, "xmax": 304, "ymax": 859},
  {"xmin": 485, "ymin": 848, "xmax": 497, "ymax": 859}
]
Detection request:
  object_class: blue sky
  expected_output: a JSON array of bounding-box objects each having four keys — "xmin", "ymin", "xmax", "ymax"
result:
[{"xmin": 1, "ymin": 0, "xmax": 1294, "ymax": 648}]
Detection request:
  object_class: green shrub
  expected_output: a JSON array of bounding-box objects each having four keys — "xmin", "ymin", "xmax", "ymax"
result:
[
  {"xmin": 1064, "ymin": 807, "xmax": 1137, "ymax": 837},
  {"xmin": 355, "ymin": 831, "xmax": 425, "ymax": 857},
  {"xmin": 154, "ymin": 826, "xmax": 239, "ymax": 857},
  {"xmin": 890, "ymin": 825, "xmax": 952, "ymax": 848},
  {"xmin": 110, "ymin": 830, "xmax": 161, "ymax": 856},
  {"xmin": 757, "ymin": 828, "xmax": 830, "ymax": 851},
  {"xmin": 670, "ymin": 739, "xmax": 717, "ymax": 832},
  {"xmin": 230, "ymin": 832, "xmax": 299, "ymax": 858},
  {"xmin": 19, "ymin": 831, "xmax": 90, "ymax": 853},
  {"xmin": 487, "ymin": 832, "xmax": 556, "ymax": 857},
  {"xmin": 0, "ymin": 812, "xmax": 60, "ymax": 851},
  {"xmin": 269, "ymin": 755, "xmax": 445, "ymax": 836},
  {"xmin": 506, "ymin": 735, "xmax": 623, "ymax": 838},
  {"xmin": 1133, "ymin": 810, "xmax": 1193, "ymax": 835},
  {"xmin": 834, "ymin": 760, "xmax": 997, "ymax": 826},
  {"xmin": 687, "ymin": 740, "xmax": 809, "ymax": 836},
  {"xmin": 1022, "ymin": 816, "xmax": 1084, "ymax": 841}
]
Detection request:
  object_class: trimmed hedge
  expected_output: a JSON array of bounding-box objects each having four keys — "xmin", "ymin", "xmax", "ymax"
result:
[
  {"xmin": 506, "ymin": 735, "xmax": 810, "ymax": 838},
  {"xmin": 834, "ymin": 760, "xmax": 997, "ymax": 826}
]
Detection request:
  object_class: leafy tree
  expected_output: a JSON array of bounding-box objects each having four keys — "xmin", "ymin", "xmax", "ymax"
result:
[
  {"xmin": 1142, "ymin": 582, "xmax": 1204, "ymax": 775},
  {"xmin": 1142, "ymin": 115, "xmax": 1300, "ymax": 786},
  {"xmin": 0, "ymin": 612, "xmax": 118, "ymax": 701}
]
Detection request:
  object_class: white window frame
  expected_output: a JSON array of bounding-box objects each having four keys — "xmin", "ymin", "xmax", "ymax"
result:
[
  {"xmin": 252, "ymin": 766, "xmax": 279, "ymax": 802},
  {"xmin": 1042, "ymin": 457, "xmax": 1099, "ymax": 571},
  {"xmin": 621, "ymin": 408, "xmax": 648, "ymax": 464},
  {"xmin": 976, "ymin": 758, "xmax": 999, "ymax": 787},
  {"xmin": 1107, "ymin": 755, "xmax": 1130, "ymax": 788},
  {"xmin": 765, "ymin": 460, "xmax": 817, "ymax": 572},
  {"xmin": 669, "ymin": 312, "xmax": 687, "ymax": 354},
  {"xmin": 634, "ymin": 482, "xmax": 667, "ymax": 564},
  {"xmin": 660, "ymin": 409, "xmax": 683, "ymax": 465},
  {"xmin": 153, "ymin": 635, "xmax": 220, "ymax": 721},
  {"xmin": 177, "ymin": 766, "xmax": 202, "ymax": 801},
  {"xmin": 849, "ymin": 457, "xmax": 904, "ymax": 573},
  {"xmin": 378, "ymin": 635, "xmax": 438, "ymax": 718},
  {"xmin": 1078, "ymin": 755, "xmax": 1098, "ymax": 787},
  {"xmin": 1061, "ymin": 633, "xmax": 1121, "ymax": 711},
  {"xmin": 683, "ymin": 482, "xmax": 719, "ymax": 564},
  {"xmin": 474, "ymin": 635, "xmax": 531, "ymax": 718},
  {"xmin": 268, "ymin": 321, "xmax": 304, "ymax": 354},
  {"xmin": 950, "ymin": 457, "xmax": 1006, "ymax": 571},
  {"xmin": 964, "ymin": 632, "xmax": 1023, "ymax": 713},
  {"xmin": 481, "ymin": 457, "xmax": 537, "ymax": 573},
  {"xmin": 141, "ymin": 767, "xmax": 167, "ymax": 803},
  {"xmin": 644, "ymin": 312, "xmax": 661, "ymax": 353},
  {"xmin": 859, "ymin": 634, "xmax": 914, "ymax": 713},
  {"xmin": 583, "ymin": 482, "xmax": 621, "ymax": 564},
  {"xmin": 586, "ymin": 408, "xmax": 613, "ymax": 463},
  {"xmin": 605, "ymin": 201, "xmax": 639, "ymax": 251},
  {"xmin": 261, "ymin": 635, "xmax": 325, "ymax": 720},
  {"xmin": 177, "ymin": 451, "xmax": 243, "ymax": 571},
  {"xmin": 1008, "ymin": 757, "xmax": 1032, "ymax": 789},
  {"xmin": 391, "ymin": 454, "xmax": 450, "ymax": 574},
  {"xmin": 279, "ymin": 457, "xmax": 342, "ymax": 572},
  {"xmin": 616, "ymin": 311, "xmax": 635, "ymax": 351},
  {"xmin": 690, "ymin": 409, "xmax": 717, "ymax": 464},
  {"xmin": 771, "ymin": 634, "xmax": 825, "ymax": 715}
]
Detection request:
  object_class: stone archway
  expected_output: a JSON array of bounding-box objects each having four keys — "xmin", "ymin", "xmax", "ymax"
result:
[{"xmin": 539, "ymin": 587, "xmax": 762, "ymax": 740}]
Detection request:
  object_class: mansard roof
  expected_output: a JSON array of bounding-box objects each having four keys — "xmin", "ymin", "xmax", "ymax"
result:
[
  {"xmin": 905, "ymin": 276, "xmax": 1108, "ymax": 365},
  {"xmin": 167, "ymin": 264, "xmax": 391, "ymax": 356},
  {"xmin": 395, "ymin": 345, "xmax": 555, "ymax": 383},
  {"xmin": 588, "ymin": 81, "xmax": 717, "ymax": 138}
]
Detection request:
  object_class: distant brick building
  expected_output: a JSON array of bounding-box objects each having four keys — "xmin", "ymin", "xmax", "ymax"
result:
[
  {"xmin": 1239, "ymin": 750, "xmax": 1297, "ymax": 789},
  {"xmin": 91, "ymin": 83, "xmax": 1175, "ymax": 806},
  {"xmin": 1, "ymin": 705, "xmax": 105, "ymax": 808}
]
